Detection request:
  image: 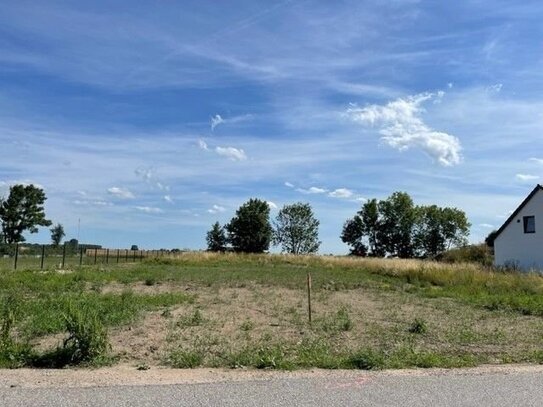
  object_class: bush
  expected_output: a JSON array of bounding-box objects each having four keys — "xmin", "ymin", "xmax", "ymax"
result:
[
  {"xmin": 321, "ymin": 307, "xmax": 353, "ymax": 333},
  {"xmin": 408, "ymin": 318, "xmax": 428, "ymax": 334},
  {"xmin": 58, "ymin": 303, "xmax": 110, "ymax": 366},
  {"xmin": 436, "ymin": 244, "xmax": 493, "ymax": 267}
]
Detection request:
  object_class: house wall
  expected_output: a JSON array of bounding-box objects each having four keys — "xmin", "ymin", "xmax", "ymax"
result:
[{"xmin": 495, "ymin": 189, "xmax": 543, "ymax": 270}]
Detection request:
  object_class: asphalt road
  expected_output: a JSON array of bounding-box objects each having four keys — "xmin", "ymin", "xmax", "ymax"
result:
[{"xmin": 1, "ymin": 367, "xmax": 542, "ymax": 406}]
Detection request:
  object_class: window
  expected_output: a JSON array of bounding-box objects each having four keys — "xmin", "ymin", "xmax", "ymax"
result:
[{"xmin": 523, "ymin": 216, "xmax": 535, "ymax": 233}]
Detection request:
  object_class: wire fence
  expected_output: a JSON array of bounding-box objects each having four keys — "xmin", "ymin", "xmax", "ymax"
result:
[{"xmin": 0, "ymin": 243, "xmax": 172, "ymax": 271}]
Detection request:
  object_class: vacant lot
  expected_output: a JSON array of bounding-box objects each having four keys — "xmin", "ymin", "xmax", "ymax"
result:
[{"xmin": 1, "ymin": 253, "xmax": 543, "ymax": 370}]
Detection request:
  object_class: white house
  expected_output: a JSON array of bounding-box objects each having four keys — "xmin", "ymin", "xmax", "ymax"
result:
[{"xmin": 494, "ymin": 184, "xmax": 543, "ymax": 270}]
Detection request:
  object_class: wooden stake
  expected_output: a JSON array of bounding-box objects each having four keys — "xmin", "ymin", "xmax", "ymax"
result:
[{"xmin": 307, "ymin": 272, "xmax": 312, "ymax": 325}]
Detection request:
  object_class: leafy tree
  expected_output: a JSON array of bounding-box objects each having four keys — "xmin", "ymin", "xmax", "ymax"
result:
[
  {"xmin": 359, "ymin": 199, "xmax": 386, "ymax": 257},
  {"xmin": 206, "ymin": 222, "xmax": 227, "ymax": 252},
  {"xmin": 0, "ymin": 184, "xmax": 52, "ymax": 244},
  {"xmin": 340, "ymin": 216, "xmax": 367, "ymax": 256},
  {"xmin": 439, "ymin": 207, "xmax": 470, "ymax": 250},
  {"xmin": 226, "ymin": 198, "xmax": 272, "ymax": 253},
  {"xmin": 50, "ymin": 223, "xmax": 65, "ymax": 247},
  {"xmin": 273, "ymin": 202, "xmax": 320, "ymax": 254},
  {"xmin": 378, "ymin": 192, "xmax": 417, "ymax": 258},
  {"xmin": 341, "ymin": 191, "xmax": 470, "ymax": 258}
]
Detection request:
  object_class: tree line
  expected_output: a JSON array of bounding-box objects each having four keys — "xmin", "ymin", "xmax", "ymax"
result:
[
  {"xmin": 341, "ymin": 191, "xmax": 470, "ymax": 258},
  {"xmin": 0, "ymin": 184, "xmax": 470, "ymax": 258},
  {"xmin": 206, "ymin": 199, "xmax": 321, "ymax": 254},
  {"xmin": 207, "ymin": 192, "xmax": 470, "ymax": 258}
]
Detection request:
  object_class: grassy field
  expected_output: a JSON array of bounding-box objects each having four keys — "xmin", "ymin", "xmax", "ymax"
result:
[{"xmin": 1, "ymin": 253, "xmax": 543, "ymax": 370}]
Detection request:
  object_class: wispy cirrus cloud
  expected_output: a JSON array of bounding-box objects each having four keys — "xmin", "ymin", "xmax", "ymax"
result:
[
  {"xmin": 107, "ymin": 187, "xmax": 135, "ymax": 199},
  {"xmin": 214, "ymin": 146, "xmax": 247, "ymax": 161},
  {"xmin": 198, "ymin": 139, "xmax": 247, "ymax": 161},
  {"xmin": 135, "ymin": 166, "xmax": 170, "ymax": 191},
  {"xmin": 207, "ymin": 204, "xmax": 226, "ymax": 214},
  {"xmin": 296, "ymin": 186, "xmax": 327, "ymax": 194},
  {"xmin": 516, "ymin": 173, "xmax": 539, "ymax": 182},
  {"xmin": 529, "ymin": 158, "xmax": 543, "ymax": 165},
  {"xmin": 210, "ymin": 113, "xmax": 253, "ymax": 130},
  {"xmin": 135, "ymin": 206, "xmax": 163, "ymax": 214},
  {"xmin": 347, "ymin": 92, "xmax": 462, "ymax": 166}
]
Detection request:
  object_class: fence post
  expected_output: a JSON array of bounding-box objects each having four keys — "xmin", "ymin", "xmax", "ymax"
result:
[
  {"xmin": 14, "ymin": 243, "xmax": 19, "ymax": 270},
  {"xmin": 40, "ymin": 245, "xmax": 45, "ymax": 270},
  {"xmin": 79, "ymin": 247, "xmax": 84, "ymax": 266},
  {"xmin": 94, "ymin": 248, "xmax": 97, "ymax": 265},
  {"xmin": 116, "ymin": 249, "xmax": 120, "ymax": 263},
  {"xmin": 307, "ymin": 272, "xmax": 312, "ymax": 326},
  {"xmin": 106, "ymin": 249, "xmax": 109, "ymax": 264},
  {"xmin": 125, "ymin": 249, "xmax": 128, "ymax": 262},
  {"xmin": 133, "ymin": 250, "xmax": 136, "ymax": 262},
  {"xmin": 62, "ymin": 243, "xmax": 66, "ymax": 268}
]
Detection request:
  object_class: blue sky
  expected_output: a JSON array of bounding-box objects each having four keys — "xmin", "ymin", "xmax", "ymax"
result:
[{"xmin": 1, "ymin": 0, "xmax": 543, "ymax": 252}]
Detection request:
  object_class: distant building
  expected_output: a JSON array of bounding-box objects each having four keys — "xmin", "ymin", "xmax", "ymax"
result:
[{"xmin": 494, "ymin": 184, "xmax": 543, "ymax": 270}]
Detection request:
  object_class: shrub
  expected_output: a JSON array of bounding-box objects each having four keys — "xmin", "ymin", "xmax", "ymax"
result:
[
  {"xmin": 436, "ymin": 244, "xmax": 493, "ymax": 267},
  {"xmin": 321, "ymin": 307, "xmax": 353, "ymax": 333},
  {"xmin": 61, "ymin": 303, "xmax": 110, "ymax": 365},
  {"xmin": 408, "ymin": 318, "xmax": 428, "ymax": 334}
]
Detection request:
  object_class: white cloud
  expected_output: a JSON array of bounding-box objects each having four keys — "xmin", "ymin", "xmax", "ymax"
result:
[
  {"xmin": 163, "ymin": 195, "xmax": 173, "ymax": 203},
  {"xmin": 479, "ymin": 223, "xmax": 495, "ymax": 229},
  {"xmin": 207, "ymin": 204, "xmax": 226, "ymax": 214},
  {"xmin": 328, "ymin": 188, "xmax": 354, "ymax": 198},
  {"xmin": 215, "ymin": 146, "xmax": 247, "ymax": 161},
  {"xmin": 211, "ymin": 113, "xmax": 253, "ymax": 131},
  {"xmin": 135, "ymin": 166, "xmax": 170, "ymax": 191},
  {"xmin": 267, "ymin": 201, "xmax": 278, "ymax": 209},
  {"xmin": 210, "ymin": 114, "xmax": 224, "ymax": 130},
  {"xmin": 198, "ymin": 139, "xmax": 209, "ymax": 150},
  {"xmin": 73, "ymin": 199, "xmax": 112, "ymax": 207},
  {"xmin": 487, "ymin": 83, "xmax": 503, "ymax": 93},
  {"xmin": 447, "ymin": 82, "xmax": 453, "ymax": 89},
  {"xmin": 515, "ymin": 173, "xmax": 539, "ymax": 182},
  {"xmin": 135, "ymin": 206, "xmax": 163, "ymax": 214},
  {"xmin": 107, "ymin": 186, "xmax": 135, "ymax": 199},
  {"xmin": 284, "ymin": 181, "xmax": 294, "ymax": 188},
  {"xmin": 297, "ymin": 186, "xmax": 327, "ymax": 194},
  {"xmin": 347, "ymin": 92, "xmax": 462, "ymax": 166},
  {"xmin": 529, "ymin": 158, "xmax": 543, "ymax": 165}
]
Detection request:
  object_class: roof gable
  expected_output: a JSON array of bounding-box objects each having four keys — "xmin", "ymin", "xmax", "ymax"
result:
[{"xmin": 495, "ymin": 184, "xmax": 543, "ymax": 239}]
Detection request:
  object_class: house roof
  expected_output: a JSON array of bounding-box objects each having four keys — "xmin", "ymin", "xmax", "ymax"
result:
[{"xmin": 494, "ymin": 184, "xmax": 543, "ymax": 239}]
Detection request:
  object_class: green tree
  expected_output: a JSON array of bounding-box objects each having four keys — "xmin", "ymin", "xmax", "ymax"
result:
[
  {"xmin": 378, "ymin": 192, "xmax": 417, "ymax": 258},
  {"xmin": 0, "ymin": 184, "xmax": 52, "ymax": 244},
  {"xmin": 50, "ymin": 223, "xmax": 65, "ymax": 247},
  {"xmin": 359, "ymin": 199, "xmax": 386, "ymax": 257},
  {"xmin": 273, "ymin": 202, "xmax": 320, "ymax": 254},
  {"xmin": 206, "ymin": 222, "xmax": 227, "ymax": 252},
  {"xmin": 226, "ymin": 198, "xmax": 272, "ymax": 253},
  {"xmin": 340, "ymin": 215, "xmax": 367, "ymax": 256}
]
